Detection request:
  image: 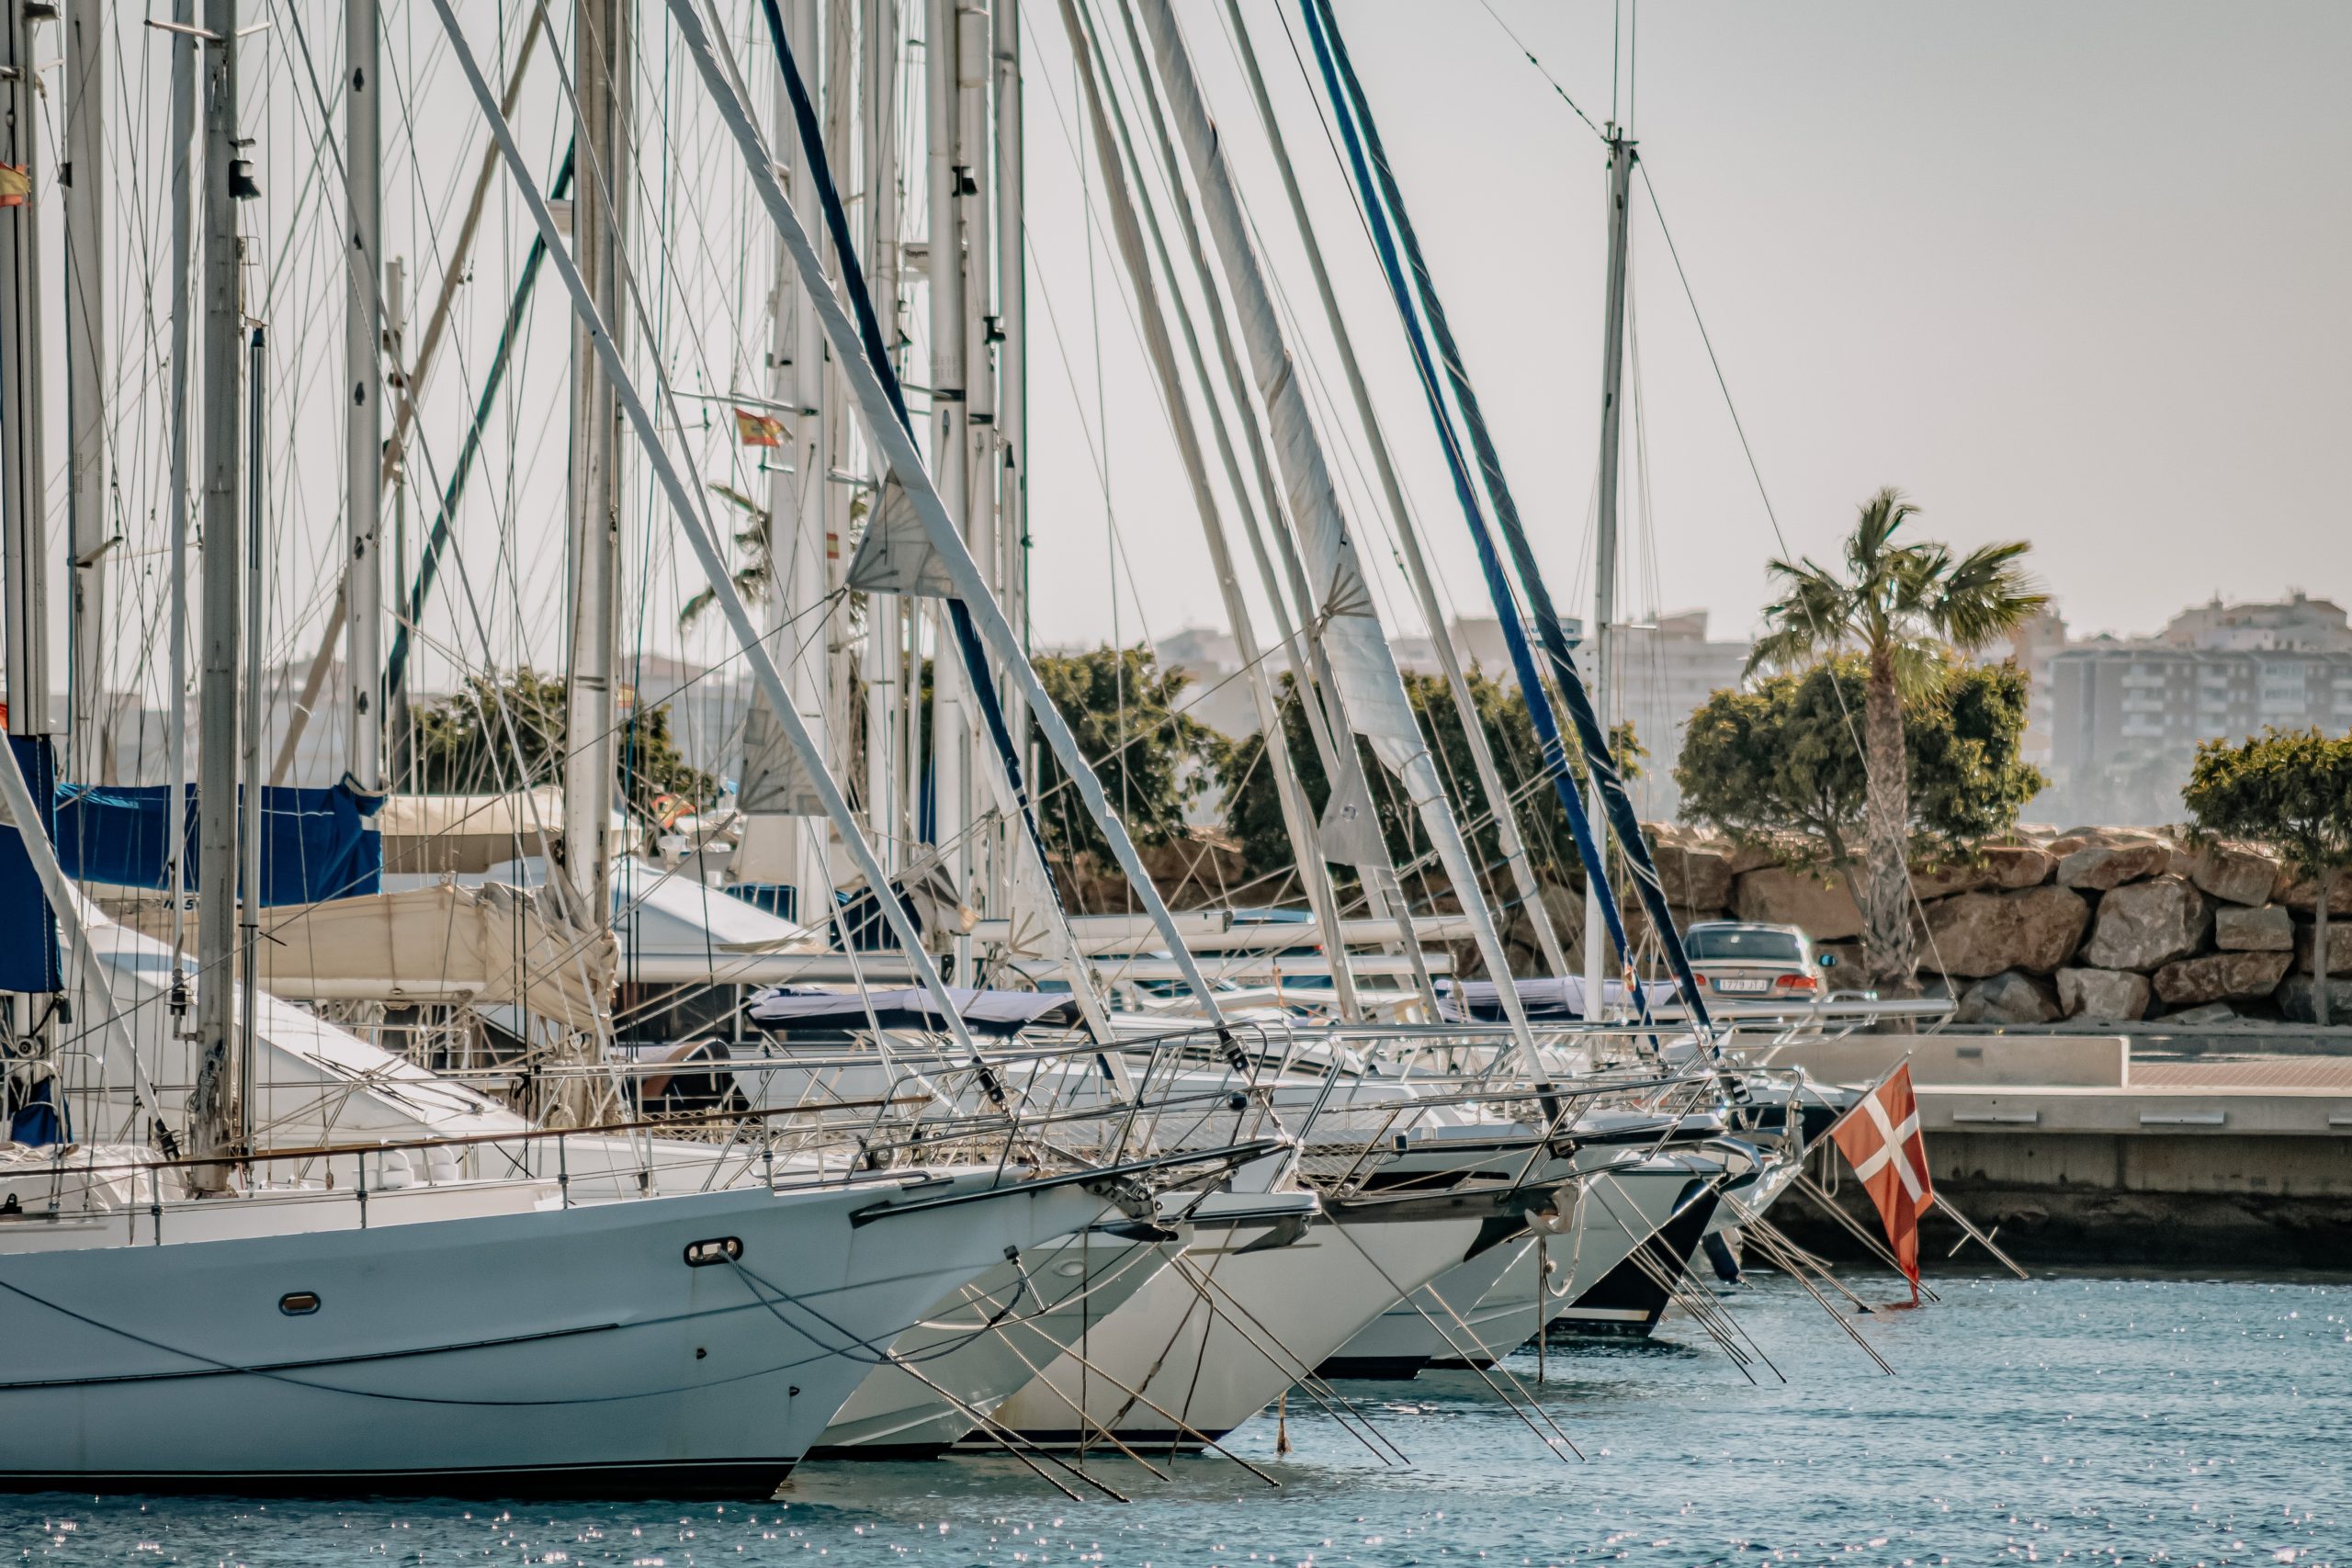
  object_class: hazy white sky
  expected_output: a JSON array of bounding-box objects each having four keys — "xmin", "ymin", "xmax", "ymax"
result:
[
  {"xmin": 54, "ymin": 0, "xmax": 2349, "ymax": 741},
  {"xmin": 1013, "ymin": 0, "xmax": 2352, "ymax": 654}
]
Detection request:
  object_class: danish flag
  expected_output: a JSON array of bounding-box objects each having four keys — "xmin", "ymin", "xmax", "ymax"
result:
[{"xmin": 1827, "ymin": 1063, "xmax": 1934, "ymax": 1300}]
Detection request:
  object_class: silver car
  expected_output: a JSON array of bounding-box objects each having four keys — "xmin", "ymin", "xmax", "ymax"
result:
[{"xmin": 1682, "ymin": 919, "xmax": 1835, "ymax": 1004}]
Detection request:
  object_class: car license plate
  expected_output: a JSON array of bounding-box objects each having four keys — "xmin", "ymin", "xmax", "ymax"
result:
[{"xmin": 1713, "ymin": 977, "xmax": 1771, "ymax": 993}]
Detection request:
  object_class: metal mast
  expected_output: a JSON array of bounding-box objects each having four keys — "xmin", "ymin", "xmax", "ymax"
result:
[
  {"xmin": 562, "ymin": 0, "xmax": 628, "ymax": 927},
  {"xmin": 188, "ymin": 0, "xmax": 249, "ymax": 1179},
  {"xmin": 164, "ymin": 4, "xmax": 198, "ymax": 995},
  {"xmin": 342, "ymin": 0, "xmax": 384, "ymax": 794},
  {"xmin": 1, "ymin": 0, "xmax": 51, "ymax": 750},
  {"xmin": 860, "ymin": 0, "xmax": 902, "ymax": 863},
  {"xmin": 63, "ymin": 0, "xmax": 107, "ymax": 784},
  {"xmin": 1583, "ymin": 129, "xmax": 1634, "ymax": 1014},
  {"xmin": 991, "ymin": 0, "xmax": 1026, "ymax": 763},
  {"xmin": 922, "ymin": 0, "xmax": 969, "ymax": 897}
]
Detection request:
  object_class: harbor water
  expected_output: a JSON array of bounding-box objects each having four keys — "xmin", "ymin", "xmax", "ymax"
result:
[{"xmin": 6, "ymin": 1269, "xmax": 2343, "ymax": 1566}]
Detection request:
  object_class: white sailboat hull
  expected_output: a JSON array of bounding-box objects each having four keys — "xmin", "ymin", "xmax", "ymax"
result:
[
  {"xmin": 1323, "ymin": 1158, "xmax": 1697, "ymax": 1375},
  {"xmin": 981, "ymin": 1200, "xmax": 1480, "ymax": 1450},
  {"xmin": 812, "ymin": 1223, "xmax": 1180, "ymax": 1456},
  {"xmin": 0, "ymin": 1172, "xmax": 1108, "ymax": 1497}
]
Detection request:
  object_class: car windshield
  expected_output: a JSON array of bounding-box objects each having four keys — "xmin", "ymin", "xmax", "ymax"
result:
[{"xmin": 1685, "ymin": 928, "xmax": 1805, "ymax": 964}]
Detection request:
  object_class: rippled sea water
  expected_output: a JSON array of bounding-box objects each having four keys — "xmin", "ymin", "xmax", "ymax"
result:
[{"xmin": 6, "ymin": 1271, "xmax": 2346, "ymax": 1566}]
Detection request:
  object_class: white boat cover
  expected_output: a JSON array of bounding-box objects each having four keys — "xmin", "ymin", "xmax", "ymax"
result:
[{"xmin": 121, "ymin": 881, "xmax": 614, "ymax": 1032}]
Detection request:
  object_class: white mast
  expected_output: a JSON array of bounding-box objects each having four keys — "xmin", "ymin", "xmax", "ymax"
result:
[
  {"xmin": 991, "ymin": 0, "xmax": 1024, "ymax": 725},
  {"xmin": 1, "ymin": 0, "xmax": 51, "ymax": 750},
  {"xmin": 861, "ymin": 0, "xmax": 902, "ymax": 865},
  {"xmin": 63, "ymin": 0, "xmax": 107, "ymax": 784},
  {"xmin": 342, "ymin": 0, "xmax": 384, "ymax": 795},
  {"xmin": 562, "ymin": 0, "xmax": 628, "ymax": 927},
  {"xmin": 164, "ymin": 4, "xmax": 198, "ymax": 998},
  {"xmin": 747, "ymin": 0, "xmax": 836, "ymax": 914},
  {"xmin": 1583, "ymin": 130, "xmax": 1634, "ymax": 1016},
  {"xmin": 188, "ymin": 0, "xmax": 249, "ymax": 1179},
  {"xmin": 922, "ymin": 0, "xmax": 969, "ymax": 913}
]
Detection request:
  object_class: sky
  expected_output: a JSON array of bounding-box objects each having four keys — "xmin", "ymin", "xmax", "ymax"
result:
[
  {"xmin": 38, "ymin": 0, "xmax": 2352, "ymax": 762},
  {"xmin": 1013, "ymin": 0, "xmax": 2352, "ymax": 653}
]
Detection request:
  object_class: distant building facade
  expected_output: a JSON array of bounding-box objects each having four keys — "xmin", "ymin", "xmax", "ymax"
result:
[{"xmin": 2047, "ymin": 592, "xmax": 2352, "ymax": 824}]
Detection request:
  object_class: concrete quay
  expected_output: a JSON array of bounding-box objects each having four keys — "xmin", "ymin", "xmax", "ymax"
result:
[{"xmin": 1736, "ymin": 1033, "xmax": 2352, "ymax": 1269}]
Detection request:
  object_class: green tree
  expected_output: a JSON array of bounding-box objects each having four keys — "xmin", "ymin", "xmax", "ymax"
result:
[
  {"xmin": 1027, "ymin": 646, "xmax": 1224, "ymax": 867},
  {"xmin": 1677, "ymin": 654, "xmax": 2045, "ymax": 874},
  {"xmin": 413, "ymin": 667, "xmax": 716, "ymax": 820},
  {"xmin": 2182, "ymin": 728, "xmax": 2352, "ymax": 1025},
  {"xmin": 1747, "ymin": 488, "xmax": 2046, "ymax": 992}
]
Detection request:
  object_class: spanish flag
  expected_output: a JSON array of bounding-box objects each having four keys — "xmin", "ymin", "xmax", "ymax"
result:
[{"xmin": 733, "ymin": 407, "xmax": 787, "ymax": 448}]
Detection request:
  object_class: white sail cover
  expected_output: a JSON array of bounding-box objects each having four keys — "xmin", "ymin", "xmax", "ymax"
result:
[
  {"xmin": 125, "ymin": 883, "xmax": 615, "ymax": 1032},
  {"xmin": 1137, "ymin": 0, "xmax": 1541, "ymax": 1063}
]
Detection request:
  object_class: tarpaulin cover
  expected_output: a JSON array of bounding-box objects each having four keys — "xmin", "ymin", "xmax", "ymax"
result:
[
  {"xmin": 0, "ymin": 735, "xmax": 62, "ymax": 993},
  {"xmin": 54, "ymin": 779, "xmax": 385, "ymax": 906},
  {"xmin": 747, "ymin": 985, "xmax": 1080, "ymax": 1038},
  {"xmin": 1434, "ymin": 976, "xmax": 1683, "ymax": 1024}
]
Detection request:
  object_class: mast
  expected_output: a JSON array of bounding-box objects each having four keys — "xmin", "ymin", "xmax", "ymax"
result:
[
  {"xmin": 991, "ymin": 0, "xmax": 1024, "ymax": 712},
  {"xmin": 63, "ymin": 0, "xmax": 107, "ymax": 784},
  {"xmin": 1, "ymin": 0, "xmax": 51, "ymax": 750},
  {"xmin": 922, "ymin": 0, "xmax": 970, "ymax": 914},
  {"xmin": 563, "ymin": 0, "xmax": 628, "ymax": 927},
  {"xmin": 749, "ymin": 0, "xmax": 834, "ymax": 913},
  {"xmin": 164, "ymin": 3, "xmax": 198, "ymax": 1000},
  {"xmin": 240, "ymin": 324, "xmax": 266, "ymax": 1151},
  {"xmin": 1219, "ymin": 0, "xmax": 1569, "ymax": 980},
  {"xmin": 343, "ymin": 0, "xmax": 384, "ymax": 794},
  {"xmin": 861, "ymin": 0, "xmax": 901, "ymax": 864},
  {"xmin": 188, "ymin": 0, "xmax": 249, "ymax": 1179},
  {"xmin": 1583, "ymin": 129, "xmax": 1634, "ymax": 1016}
]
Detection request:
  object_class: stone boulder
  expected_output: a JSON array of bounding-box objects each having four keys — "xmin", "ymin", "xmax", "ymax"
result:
[
  {"xmin": 2294, "ymin": 919, "xmax": 2352, "ymax": 976},
  {"xmin": 2186, "ymin": 841, "xmax": 2283, "ymax": 908},
  {"xmin": 2279, "ymin": 874, "xmax": 2352, "ymax": 917},
  {"xmin": 1952, "ymin": 970, "xmax": 2060, "ymax": 1025},
  {"xmin": 2056, "ymin": 966, "xmax": 2150, "ymax": 1022},
  {"xmin": 2151, "ymin": 950, "xmax": 2291, "ymax": 1008},
  {"xmin": 1918, "ymin": 886, "xmax": 2091, "ymax": 978},
  {"xmin": 2080, "ymin": 875, "xmax": 2211, "ymax": 971},
  {"xmin": 2277, "ymin": 976, "xmax": 2352, "ymax": 1024},
  {"xmin": 1734, "ymin": 867, "xmax": 1861, "ymax": 942},
  {"xmin": 1650, "ymin": 839, "xmax": 1736, "ymax": 912},
  {"xmin": 2056, "ymin": 841, "xmax": 2172, "ymax": 891},
  {"xmin": 1909, "ymin": 861, "xmax": 2001, "ymax": 901},
  {"xmin": 2212, "ymin": 904, "xmax": 2294, "ymax": 953},
  {"xmin": 1985, "ymin": 845, "xmax": 2057, "ymax": 889}
]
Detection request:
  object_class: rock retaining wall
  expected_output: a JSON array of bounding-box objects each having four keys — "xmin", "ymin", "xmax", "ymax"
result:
[{"xmin": 1514, "ymin": 824, "xmax": 2351, "ymax": 1026}]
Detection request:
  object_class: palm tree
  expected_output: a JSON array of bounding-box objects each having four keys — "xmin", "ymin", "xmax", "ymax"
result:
[
  {"xmin": 1747, "ymin": 488, "xmax": 2047, "ymax": 993},
  {"xmin": 678, "ymin": 484, "xmax": 775, "ymax": 630}
]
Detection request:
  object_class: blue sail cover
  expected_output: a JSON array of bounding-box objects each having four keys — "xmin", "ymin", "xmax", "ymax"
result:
[
  {"xmin": 0, "ymin": 735, "xmax": 62, "ymax": 993},
  {"xmin": 53, "ymin": 779, "xmax": 385, "ymax": 906}
]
